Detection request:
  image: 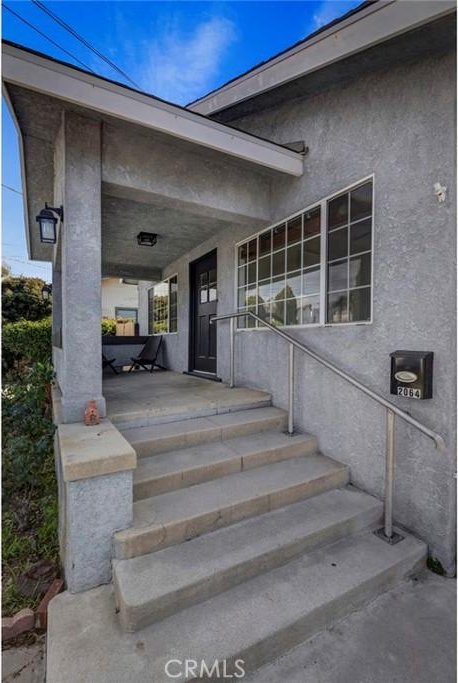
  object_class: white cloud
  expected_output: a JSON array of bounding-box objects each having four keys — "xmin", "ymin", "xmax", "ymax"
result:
[
  {"xmin": 311, "ymin": 1, "xmax": 359, "ymax": 31},
  {"xmin": 136, "ymin": 16, "xmax": 237, "ymax": 105}
]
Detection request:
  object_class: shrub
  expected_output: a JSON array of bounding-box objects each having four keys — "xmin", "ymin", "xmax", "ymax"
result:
[
  {"xmin": 2, "ymin": 361, "xmax": 56, "ymax": 503},
  {"xmin": 101, "ymin": 317, "xmax": 116, "ymax": 335},
  {"xmin": 2, "ymin": 318, "xmax": 52, "ymax": 375},
  {"xmin": 2, "ymin": 276, "xmax": 52, "ymax": 323}
]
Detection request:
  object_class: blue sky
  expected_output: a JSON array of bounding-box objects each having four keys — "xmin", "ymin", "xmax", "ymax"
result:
[{"xmin": 2, "ymin": 0, "xmax": 361, "ymax": 280}]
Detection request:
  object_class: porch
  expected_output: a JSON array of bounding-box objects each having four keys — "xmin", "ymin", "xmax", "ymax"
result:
[{"xmin": 103, "ymin": 370, "xmax": 272, "ymax": 428}]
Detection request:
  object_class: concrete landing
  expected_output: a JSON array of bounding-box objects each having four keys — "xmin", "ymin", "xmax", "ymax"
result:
[{"xmin": 104, "ymin": 371, "xmax": 271, "ymax": 428}]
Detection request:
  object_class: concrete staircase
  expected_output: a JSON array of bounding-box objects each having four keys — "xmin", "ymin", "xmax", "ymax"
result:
[
  {"xmin": 47, "ymin": 387, "xmax": 426, "ymax": 682},
  {"xmin": 113, "ymin": 392, "xmax": 425, "ymax": 666}
]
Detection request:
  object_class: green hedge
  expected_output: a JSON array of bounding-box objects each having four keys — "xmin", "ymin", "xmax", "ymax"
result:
[
  {"xmin": 101, "ymin": 318, "xmax": 116, "ymax": 335},
  {"xmin": 2, "ymin": 317, "xmax": 52, "ymax": 374},
  {"xmin": 3, "ymin": 317, "xmax": 118, "ymax": 374}
]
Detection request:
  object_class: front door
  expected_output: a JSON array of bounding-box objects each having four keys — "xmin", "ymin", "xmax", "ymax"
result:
[{"xmin": 190, "ymin": 250, "xmax": 217, "ymax": 374}]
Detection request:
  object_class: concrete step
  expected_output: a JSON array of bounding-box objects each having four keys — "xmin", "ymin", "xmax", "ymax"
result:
[
  {"xmin": 113, "ymin": 454, "xmax": 349, "ymax": 560},
  {"xmin": 47, "ymin": 531, "xmax": 426, "ymax": 682},
  {"xmin": 114, "ymin": 487, "xmax": 383, "ymax": 631},
  {"xmin": 121, "ymin": 406, "xmax": 288, "ymax": 459},
  {"xmin": 133, "ymin": 430, "xmax": 318, "ymax": 499},
  {"xmin": 110, "ymin": 386, "xmax": 272, "ymax": 430}
]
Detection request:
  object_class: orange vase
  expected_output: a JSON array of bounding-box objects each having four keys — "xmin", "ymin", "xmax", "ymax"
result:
[{"xmin": 84, "ymin": 400, "xmax": 100, "ymax": 426}]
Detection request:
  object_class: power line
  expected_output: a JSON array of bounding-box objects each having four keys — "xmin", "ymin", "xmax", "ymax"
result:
[
  {"xmin": 3, "ymin": 3, "xmax": 97, "ymax": 74},
  {"xmin": 2, "ymin": 184, "xmax": 23, "ymax": 195},
  {"xmin": 31, "ymin": 0, "xmax": 141, "ymax": 89}
]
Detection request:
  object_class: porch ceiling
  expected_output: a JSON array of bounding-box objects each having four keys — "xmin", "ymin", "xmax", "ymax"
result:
[{"xmin": 101, "ymin": 194, "xmax": 233, "ymax": 281}]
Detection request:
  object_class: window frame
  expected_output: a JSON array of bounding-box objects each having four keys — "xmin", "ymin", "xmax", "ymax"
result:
[
  {"xmin": 234, "ymin": 175, "xmax": 374, "ymax": 331},
  {"xmin": 115, "ymin": 307, "xmax": 138, "ymax": 323},
  {"xmin": 148, "ymin": 273, "xmax": 179, "ymax": 336}
]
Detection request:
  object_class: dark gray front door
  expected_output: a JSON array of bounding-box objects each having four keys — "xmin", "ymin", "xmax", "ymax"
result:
[{"xmin": 190, "ymin": 250, "xmax": 217, "ymax": 374}]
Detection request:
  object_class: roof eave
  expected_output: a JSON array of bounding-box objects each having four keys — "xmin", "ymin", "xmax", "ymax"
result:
[
  {"xmin": 1, "ymin": 42, "xmax": 304, "ymax": 178},
  {"xmin": 188, "ymin": 0, "xmax": 456, "ymax": 117}
]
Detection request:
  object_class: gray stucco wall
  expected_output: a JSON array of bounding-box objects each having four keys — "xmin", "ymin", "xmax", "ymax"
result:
[{"xmin": 160, "ymin": 50, "xmax": 456, "ymax": 573}]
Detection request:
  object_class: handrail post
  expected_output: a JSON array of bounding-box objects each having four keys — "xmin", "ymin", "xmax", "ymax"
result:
[
  {"xmin": 229, "ymin": 316, "xmax": 235, "ymax": 388},
  {"xmin": 288, "ymin": 342, "xmax": 294, "ymax": 435},
  {"xmin": 384, "ymin": 408, "xmax": 395, "ymax": 539}
]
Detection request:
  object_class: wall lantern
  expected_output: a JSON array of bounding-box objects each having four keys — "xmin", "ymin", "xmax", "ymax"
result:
[
  {"xmin": 41, "ymin": 283, "xmax": 52, "ymax": 301},
  {"xmin": 36, "ymin": 204, "xmax": 64, "ymax": 244},
  {"xmin": 137, "ymin": 232, "xmax": 158, "ymax": 247}
]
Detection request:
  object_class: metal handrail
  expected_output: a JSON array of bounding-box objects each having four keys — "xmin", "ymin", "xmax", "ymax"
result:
[{"xmin": 212, "ymin": 310, "xmax": 446, "ymax": 542}]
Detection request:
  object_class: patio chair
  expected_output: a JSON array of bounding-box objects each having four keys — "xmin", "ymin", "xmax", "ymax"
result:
[
  {"xmin": 128, "ymin": 335, "xmax": 166, "ymax": 373},
  {"xmin": 102, "ymin": 353, "xmax": 119, "ymax": 375}
]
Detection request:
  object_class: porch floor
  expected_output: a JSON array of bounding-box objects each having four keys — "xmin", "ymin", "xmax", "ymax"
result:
[{"xmin": 104, "ymin": 371, "xmax": 272, "ymax": 429}]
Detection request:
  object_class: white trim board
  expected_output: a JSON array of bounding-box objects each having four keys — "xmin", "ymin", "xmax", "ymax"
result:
[
  {"xmin": 189, "ymin": 1, "xmax": 456, "ymax": 116},
  {"xmin": 2, "ymin": 43, "xmax": 303, "ymax": 177}
]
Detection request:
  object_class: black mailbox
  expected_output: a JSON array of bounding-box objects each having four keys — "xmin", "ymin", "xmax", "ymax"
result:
[{"xmin": 390, "ymin": 350, "xmax": 433, "ymax": 400}]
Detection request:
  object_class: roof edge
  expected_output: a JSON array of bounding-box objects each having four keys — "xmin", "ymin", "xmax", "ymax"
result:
[{"xmin": 188, "ymin": 0, "xmax": 456, "ymax": 117}]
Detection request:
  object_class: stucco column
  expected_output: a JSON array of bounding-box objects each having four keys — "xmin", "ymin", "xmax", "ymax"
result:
[
  {"xmin": 58, "ymin": 112, "xmax": 105, "ymax": 422},
  {"xmin": 138, "ymin": 280, "xmax": 152, "ymax": 335}
]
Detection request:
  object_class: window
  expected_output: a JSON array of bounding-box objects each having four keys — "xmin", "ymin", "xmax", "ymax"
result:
[
  {"xmin": 236, "ymin": 178, "xmax": 373, "ymax": 328},
  {"xmin": 148, "ymin": 275, "xmax": 178, "ymax": 334},
  {"xmin": 115, "ymin": 307, "xmax": 138, "ymax": 322},
  {"xmin": 326, "ymin": 181, "xmax": 372, "ymax": 323}
]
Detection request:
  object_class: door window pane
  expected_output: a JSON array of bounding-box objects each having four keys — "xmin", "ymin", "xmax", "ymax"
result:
[{"xmin": 238, "ymin": 265, "xmax": 247, "ymax": 287}]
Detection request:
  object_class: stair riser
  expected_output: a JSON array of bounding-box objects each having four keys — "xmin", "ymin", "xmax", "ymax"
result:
[
  {"xmin": 115, "ymin": 504, "xmax": 382, "ymax": 632},
  {"xmin": 113, "ymin": 399, "xmax": 272, "ymax": 431},
  {"xmin": 131, "ymin": 413, "xmax": 288, "ymax": 459},
  {"xmin": 189, "ymin": 550, "xmax": 426, "ymax": 681},
  {"xmin": 114, "ymin": 467, "xmax": 349, "ymax": 560},
  {"xmin": 134, "ymin": 437, "xmax": 318, "ymax": 500}
]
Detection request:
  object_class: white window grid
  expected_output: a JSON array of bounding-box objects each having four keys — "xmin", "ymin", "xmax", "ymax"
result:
[
  {"xmin": 149, "ymin": 273, "xmax": 178, "ymax": 335},
  {"xmin": 234, "ymin": 176, "xmax": 374, "ymax": 330}
]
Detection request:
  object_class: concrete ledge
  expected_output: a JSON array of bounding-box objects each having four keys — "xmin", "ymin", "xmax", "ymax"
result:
[{"xmin": 58, "ymin": 419, "xmax": 136, "ymax": 482}]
